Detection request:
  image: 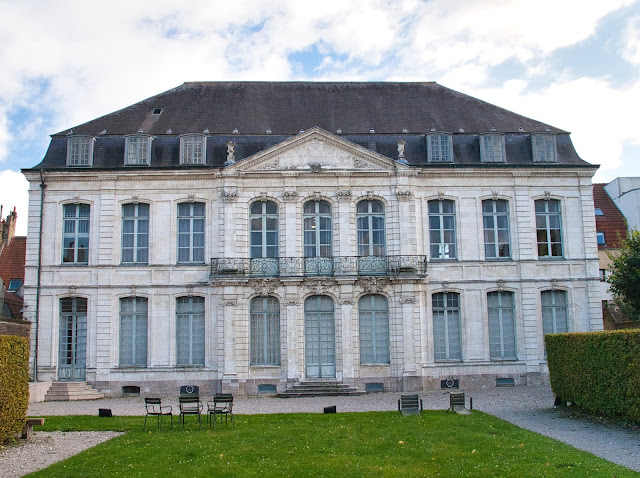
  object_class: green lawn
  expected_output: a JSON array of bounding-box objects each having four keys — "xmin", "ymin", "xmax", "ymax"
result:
[{"xmin": 29, "ymin": 411, "xmax": 635, "ymax": 477}]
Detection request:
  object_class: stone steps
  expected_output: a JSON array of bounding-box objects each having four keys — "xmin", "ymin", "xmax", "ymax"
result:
[
  {"xmin": 44, "ymin": 381, "xmax": 104, "ymax": 401},
  {"xmin": 277, "ymin": 380, "xmax": 366, "ymax": 398}
]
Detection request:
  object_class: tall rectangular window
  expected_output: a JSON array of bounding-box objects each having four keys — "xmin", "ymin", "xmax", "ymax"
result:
[
  {"xmin": 67, "ymin": 136, "xmax": 93, "ymax": 166},
  {"xmin": 176, "ymin": 296, "xmax": 205, "ymax": 366},
  {"xmin": 428, "ymin": 200, "xmax": 456, "ymax": 259},
  {"xmin": 119, "ymin": 297, "xmax": 148, "ymax": 367},
  {"xmin": 250, "ymin": 297, "xmax": 280, "ymax": 366},
  {"xmin": 532, "ymin": 134, "xmax": 557, "ymax": 163},
  {"xmin": 178, "ymin": 202, "xmax": 205, "ymax": 263},
  {"xmin": 122, "ymin": 203, "xmax": 149, "ymax": 264},
  {"xmin": 488, "ymin": 291, "xmax": 516, "ymax": 360},
  {"xmin": 63, "ymin": 204, "xmax": 90, "ymax": 264},
  {"xmin": 357, "ymin": 200, "xmax": 386, "ymax": 257},
  {"xmin": 541, "ymin": 290, "xmax": 568, "ymax": 335},
  {"xmin": 483, "ymin": 199, "xmax": 511, "ymax": 259},
  {"xmin": 180, "ymin": 135, "xmax": 205, "ymax": 164},
  {"xmin": 433, "ymin": 292, "xmax": 461, "ymax": 361},
  {"xmin": 480, "ymin": 134, "xmax": 506, "ymax": 163},
  {"xmin": 125, "ymin": 136, "xmax": 151, "ymax": 165},
  {"xmin": 359, "ymin": 294, "xmax": 390, "ymax": 364},
  {"xmin": 535, "ymin": 199, "xmax": 563, "ymax": 257}
]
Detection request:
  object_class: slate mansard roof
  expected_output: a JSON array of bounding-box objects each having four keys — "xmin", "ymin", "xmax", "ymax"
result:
[{"xmin": 28, "ymin": 81, "xmax": 592, "ymax": 170}]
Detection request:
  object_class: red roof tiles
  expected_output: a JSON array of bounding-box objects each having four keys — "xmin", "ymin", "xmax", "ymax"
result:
[
  {"xmin": 593, "ymin": 184, "xmax": 627, "ymax": 249},
  {"xmin": 0, "ymin": 236, "xmax": 26, "ymax": 291}
]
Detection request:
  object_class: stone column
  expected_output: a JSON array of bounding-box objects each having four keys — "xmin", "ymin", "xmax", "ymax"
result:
[{"xmin": 221, "ymin": 298, "xmax": 239, "ymax": 394}]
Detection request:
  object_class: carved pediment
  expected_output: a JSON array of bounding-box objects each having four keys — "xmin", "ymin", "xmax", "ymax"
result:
[{"xmin": 231, "ymin": 127, "xmax": 405, "ymax": 172}]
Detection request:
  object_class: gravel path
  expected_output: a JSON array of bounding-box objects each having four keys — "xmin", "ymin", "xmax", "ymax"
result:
[
  {"xmin": 0, "ymin": 431, "xmax": 122, "ymax": 478},
  {"xmin": 0, "ymin": 384, "xmax": 636, "ymax": 475}
]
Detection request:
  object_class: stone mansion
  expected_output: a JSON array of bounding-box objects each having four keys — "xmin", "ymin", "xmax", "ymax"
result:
[{"xmin": 22, "ymin": 82, "xmax": 601, "ymax": 396}]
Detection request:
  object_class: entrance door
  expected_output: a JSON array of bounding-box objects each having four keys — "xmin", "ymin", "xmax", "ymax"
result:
[
  {"xmin": 304, "ymin": 295, "xmax": 335, "ymax": 378},
  {"xmin": 58, "ymin": 297, "xmax": 87, "ymax": 381}
]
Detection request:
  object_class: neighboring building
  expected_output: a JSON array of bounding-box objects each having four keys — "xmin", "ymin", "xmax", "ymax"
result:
[
  {"xmin": 22, "ymin": 82, "xmax": 602, "ymax": 397},
  {"xmin": 604, "ymin": 177, "xmax": 640, "ymax": 231},
  {"xmin": 0, "ymin": 208, "xmax": 26, "ymax": 319},
  {"xmin": 592, "ymin": 184, "xmax": 628, "ymax": 303}
]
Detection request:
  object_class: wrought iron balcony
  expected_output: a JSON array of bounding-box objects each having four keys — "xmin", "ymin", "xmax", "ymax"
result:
[{"xmin": 210, "ymin": 256, "xmax": 427, "ymax": 279}]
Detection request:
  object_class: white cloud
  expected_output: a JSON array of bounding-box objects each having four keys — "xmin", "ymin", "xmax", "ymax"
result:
[
  {"xmin": 449, "ymin": 76, "xmax": 640, "ymax": 181},
  {"xmin": 0, "ymin": 169, "xmax": 29, "ymax": 236},
  {"xmin": 622, "ymin": 15, "xmax": 640, "ymax": 64}
]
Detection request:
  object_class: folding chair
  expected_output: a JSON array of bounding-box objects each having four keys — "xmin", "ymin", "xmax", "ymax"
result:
[
  {"xmin": 179, "ymin": 396, "xmax": 202, "ymax": 429},
  {"xmin": 207, "ymin": 394, "xmax": 234, "ymax": 429},
  {"xmin": 144, "ymin": 398, "xmax": 173, "ymax": 430}
]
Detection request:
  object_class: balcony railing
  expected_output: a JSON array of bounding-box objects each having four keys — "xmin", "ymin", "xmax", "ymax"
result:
[{"xmin": 210, "ymin": 256, "xmax": 427, "ymax": 279}]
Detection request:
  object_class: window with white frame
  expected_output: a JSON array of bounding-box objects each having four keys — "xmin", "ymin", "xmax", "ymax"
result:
[
  {"xmin": 125, "ymin": 136, "xmax": 152, "ymax": 165},
  {"xmin": 180, "ymin": 135, "xmax": 205, "ymax": 164},
  {"xmin": 433, "ymin": 292, "xmax": 462, "ymax": 361},
  {"xmin": 483, "ymin": 199, "xmax": 511, "ymax": 259},
  {"xmin": 67, "ymin": 136, "xmax": 93, "ymax": 166},
  {"xmin": 250, "ymin": 296, "xmax": 280, "ymax": 366},
  {"xmin": 119, "ymin": 297, "xmax": 147, "ymax": 367},
  {"xmin": 541, "ymin": 290, "xmax": 568, "ymax": 334},
  {"xmin": 357, "ymin": 200, "xmax": 385, "ymax": 257},
  {"xmin": 428, "ymin": 199, "xmax": 456, "ymax": 259},
  {"xmin": 535, "ymin": 199, "xmax": 563, "ymax": 257},
  {"xmin": 359, "ymin": 294, "xmax": 390, "ymax": 364},
  {"xmin": 487, "ymin": 291, "xmax": 516, "ymax": 360},
  {"xmin": 177, "ymin": 202, "xmax": 205, "ymax": 263},
  {"xmin": 250, "ymin": 201, "xmax": 279, "ymax": 258},
  {"xmin": 427, "ymin": 133, "xmax": 453, "ymax": 163},
  {"xmin": 63, "ymin": 204, "xmax": 90, "ymax": 264},
  {"xmin": 480, "ymin": 134, "xmax": 506, "ymax": 163},
  {"xmin": 122, "ymin": 203, "xmax": 149, "ymax": 264},
  {"xmin": 303, "ymin": 201, "xmax": 332, "ymax": 258},
  {"xmin": 176, "ymin": 296, "xmax": 205, "ymax": 366},
  {"xmin": 531, "ymin": 134, "xmax": 557, "ymax": 163}
]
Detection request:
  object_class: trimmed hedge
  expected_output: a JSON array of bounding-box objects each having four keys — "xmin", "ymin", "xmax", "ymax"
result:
[
  {"xmin": 546, "ymin": 330, "xmax": 640, "ymax": 422},
  {"xmin": 0, "ymin": 335, "xmax": 29, "ymax": 444}
]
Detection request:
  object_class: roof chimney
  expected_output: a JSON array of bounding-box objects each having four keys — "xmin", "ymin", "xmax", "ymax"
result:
[{"xmin": 0, "ymin": 207, "xmax": 17, "ymax": 249}]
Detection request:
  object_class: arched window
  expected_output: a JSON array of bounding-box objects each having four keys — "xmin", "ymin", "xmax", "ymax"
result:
[
  {"xmin": 250, "ymin": 201, "xmax": 278, "ymax": 258},
  {"xmin": 359, "ymin": 295, "xmax": 390, "ymax": 364},
  {"xmin": 487, "ymin": 291, "xmax": 516, "ymax": 359},
  {"xmin": 176, "ymin": 296, "xmax": 205, "ymax": 366},
  {"xmin": 250, "ymin": 297, "xmax": 280, "ymax": 366},
  {"xmin": 541, "ymin": 290, "xmax": 568, "ymax": 334},
  {"xmin": 356, "ymin": 200, "xmax": 385, "ymax": 257},
  {"xmin": 303, "ymin": 201, "xmax": 332, "ymax": 258}
]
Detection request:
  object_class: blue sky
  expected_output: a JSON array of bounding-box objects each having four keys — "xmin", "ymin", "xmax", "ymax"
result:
[{"xmin": 1, "ymin": 0, "xmax": 639, "ymax": 235}]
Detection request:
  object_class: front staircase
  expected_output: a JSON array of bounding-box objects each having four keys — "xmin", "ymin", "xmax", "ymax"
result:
[
  {"xmin": 277, "ymin": 380, "xmax": 366, "ymax": 398},
  {"xmin": 44, "ymin": 381, "xmax": 104, "ymax": 401}
]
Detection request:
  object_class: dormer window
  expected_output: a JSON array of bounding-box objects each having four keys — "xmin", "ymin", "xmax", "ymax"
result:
[
  {"xmin": 67, "ymin": 136, "xmax": 94, "ymax": 166},
  {"xmin": 426, "ymin": 133, "xmax": 453, "ymax": 163},
  {"xmin": 180, "ymin": 134, "xmax": 206, "ymax": 165},
  {"xmin": 532, "ymin": 134, "xmax": 557, "ymax": 163},
  {"xmin": 125, "ymin": 135, "xmax": 152, "ymax": 165},
  {"xmin": 480, "ymin": 134, "xmax": 506, "ymax": 163}
]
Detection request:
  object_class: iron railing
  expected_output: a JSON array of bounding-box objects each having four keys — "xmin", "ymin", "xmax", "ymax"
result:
[{"xmin": 210, "ymin": 255, "xmax": 427, "ymax": 278}]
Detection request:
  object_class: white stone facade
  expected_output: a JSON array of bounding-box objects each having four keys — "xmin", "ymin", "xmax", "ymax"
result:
[{"xmin": 22, "ymin": 128, "xmax": 601, "ymax": 396}]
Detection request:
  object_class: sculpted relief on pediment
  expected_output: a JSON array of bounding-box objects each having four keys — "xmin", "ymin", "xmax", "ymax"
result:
[{"xmin": 235, "ymin": 134, "xmax": 397, "ymax": 172}]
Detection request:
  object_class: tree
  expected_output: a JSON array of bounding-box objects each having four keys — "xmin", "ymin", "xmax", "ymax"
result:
[{"xmin": 607, "ymin": 229, "xmax": 640, "ymax": 321}]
